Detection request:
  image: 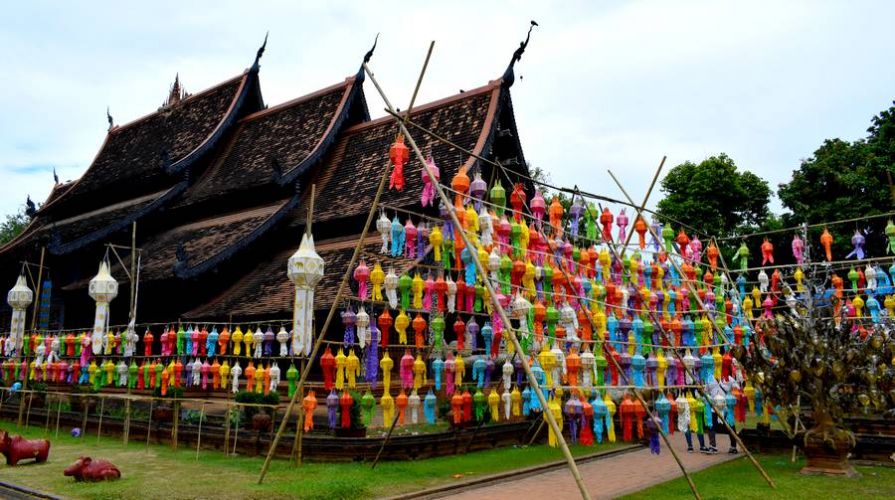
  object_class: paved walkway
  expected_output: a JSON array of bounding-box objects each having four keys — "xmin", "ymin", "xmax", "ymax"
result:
[{"xmin": 446, "ymin": 433, "xmax": 738, "ymax": 499}]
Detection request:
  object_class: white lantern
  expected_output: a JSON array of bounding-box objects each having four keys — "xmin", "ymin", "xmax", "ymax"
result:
[
  {"xmin": 581, "ymin": 349, "xmax": 595, "ymax": 389},
  {"xmin": 356, "ymin": 307, "xmax": 370, "ymax": 348},
  {"xmin": 512, "ymin": 292, "xmax": 532, "ymax": 343},
  {"xmin": 276, "ymin": 326, "xmax": 290, "ymax": 357},
  {"xmin": 384, "ymin": 266, "xmax": 399, "ymax": 309},
  {"xmin": 287, "ymin": 232, "xmax": 325, "ymax": 356},
  {"xmin": 88, "ymin": 261, "xmax": 118, "ymax": 355},
  {"xmin": 488, "ymin": 248, "xmax": 501, "ymax": 286},
  {"xmin": 124, "ymin": 319, "xmax": 138, "ymax": 357},
  {"xmin": 376, "ymin": 210, "xmax": 391, "ymax": 254},
  {"xmin": 6, "ymin": 274, "xmax": 32, "ymax": 356}
]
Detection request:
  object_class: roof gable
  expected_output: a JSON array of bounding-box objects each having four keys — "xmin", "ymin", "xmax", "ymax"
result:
[
  {"xmin": 306, "ymin": 82, "xmax": 502, "ymax": 224},
  {"xmin": 174, "ymin": 77, "xmax": 361, "ymax": 209},
  {"xmin": 45, "ymin": 73, "xmax": 252, "ymax": 215}
]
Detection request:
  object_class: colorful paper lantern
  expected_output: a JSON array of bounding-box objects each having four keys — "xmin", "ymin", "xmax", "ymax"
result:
[
  {"xmin": 88, "ymin": 261, "xmax": 118, "ymax": 355},
  {"xmin": 389, "ymin": 133, "xmax": 409, "ymax": 191},
  {"xmin": 6, "ymin": 274, "xmax": 32, "ymax": 356},
  {"xmin": 287, "ymin": 231, "xmax": 325, "ymax": 356}
]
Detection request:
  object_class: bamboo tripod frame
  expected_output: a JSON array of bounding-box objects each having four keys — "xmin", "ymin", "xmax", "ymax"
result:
[
  {"xmin": 361, "ymin": 62, "xmax": 591, "ymax": 499},
  {"xmin": 606, "ymin": 171, "xmax": 776, "ymax": 489}
]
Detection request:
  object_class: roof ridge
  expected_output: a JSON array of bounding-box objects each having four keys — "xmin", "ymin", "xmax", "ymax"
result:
[
  {"xmin": 110, "ymin": 71, "xmax": 248, "ymax": 133},
  {"xmin": 341, "ymin": 79, "xmax": 502, "ymax": 135},
  {"xmin": 47, "ymin": 189, "xmax": 170, "ymax": 227},
  {"xmin": 240, "ymin": 76, "xmax": 356, "ymax": 124},
  {"xmin": 175, "ymin": 195, "xmax": 300, "ymax": 279},
  {"xmin": 173, "ymin": 199, "xmax": 292, "ymax": 232}
]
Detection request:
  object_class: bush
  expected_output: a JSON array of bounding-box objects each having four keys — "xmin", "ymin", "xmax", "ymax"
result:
[
  {"xmin": 152, "ymin": 386, "xmax": 184, "ymax": 399},
  {"xmin": 234, "ymin": 390, "xmax": 279, "ymax": 423}
]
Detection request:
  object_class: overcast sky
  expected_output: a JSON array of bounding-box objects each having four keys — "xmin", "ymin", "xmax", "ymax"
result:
[{"xmin": 2, "ymin": 0, "xmax": 893, "ymax": 218}]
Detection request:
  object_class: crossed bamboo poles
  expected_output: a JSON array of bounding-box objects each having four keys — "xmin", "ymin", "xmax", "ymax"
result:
[{"xmin": 258, "ymin": 41, "xmax": 777, "ymax": 499}]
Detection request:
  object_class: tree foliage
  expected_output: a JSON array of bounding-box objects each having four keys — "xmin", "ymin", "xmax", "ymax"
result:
[
  {"xmin": 0, "ymin": 207, "xmax": 29, "ymax": 246},
  {"xmin": 656, "ymin": 153, "xmax": 771, "ymax": 239},
  {"xmin": 778, "ymin": 101, "xmax": 895, "ymax": 258}
]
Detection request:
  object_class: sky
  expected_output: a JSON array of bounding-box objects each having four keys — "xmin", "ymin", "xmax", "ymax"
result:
[{"xmin": 1, "ymin": 0, "xmax": 894, "ymax": 218}]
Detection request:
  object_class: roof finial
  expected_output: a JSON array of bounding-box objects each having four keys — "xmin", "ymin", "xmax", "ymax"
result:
[
  {"xmin": 165, "ymin": 73, "xmax": 186, "ymax": 107},
  {"xmin": 106, "ymin": 106, "xmax": 114, "ymax": 131},
  {"xmin": 25, "ymin": 195, "xmax": 36, "ymax": 217},
  {"xmin": 356, "ymin": 33, "xmax": 380, "ymax": 82},
  {"xmin": 363, "ymin": 33, "xmax": 379, "ymax": 64},
  {"xmin": 53, "ymin": 167, "xmax": 59, "ymax": 185},
  {"xmin": 251, "ymin": 32, "xmax": 269, "ymax": 72},
  {"xmin": 502, "ymin": 20, "xmax": 538, "ymax": 88}
]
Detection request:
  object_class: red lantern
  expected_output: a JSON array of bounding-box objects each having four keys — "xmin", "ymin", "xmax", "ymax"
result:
[
  {"xmin": 340, "ymin": 391, "xmax": 354, "ymax": 428},
  {"xmin": 378, "ymin": 310, "xmax": 393, "ymax": 348},
  {"xmin": 510, "ymin": 183, "xmax": 526, "ymax": 221},
  {"xmin": 412, "ymin": 314, "xmax": 427, "ymax": 349},
  {"xmin": 453, "ymin": 317, "xmax": 466, "ymax": 351},
  {"xmin": 620, "ymin": 394, "xmax": 635, "ymax": 442},
  {"xmin": 434, "ymin": 275, "xmax": 448, "ymax": 312},
  {"xmin": 389, "ymin": 133, "xmax": 410, "ymax": 191}
]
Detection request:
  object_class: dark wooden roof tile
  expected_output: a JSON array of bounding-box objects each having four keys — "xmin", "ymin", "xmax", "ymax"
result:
[{"xmin": 176, "ymin": 80, "xmax": 354, "ymax": 207}]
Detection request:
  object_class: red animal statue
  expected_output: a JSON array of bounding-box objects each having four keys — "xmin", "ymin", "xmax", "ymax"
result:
[
  {"xmin": 0, "ymin": 430, "xmax": 50, "ymax": 466},
  {"xmin": 63, "ymin": 456, "xmax": 121, "ymax": 482}
]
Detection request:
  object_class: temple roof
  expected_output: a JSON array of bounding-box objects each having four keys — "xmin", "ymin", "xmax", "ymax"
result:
[
  {"xmin": 172, "ymin": 76, "xmax": 366, "ymax": 210},
  {"xmin": 1, "ymin": 70, "xmax": 261, "ymax": 258},
  {"xmin": 182, "ymin": 235, "xmax": 415, "ymax": 319},
  {"xmin": 137, "ymin": 197, "xmax": 298, "ymax": 281},
  {"xmin": 183, "ymin": 81, "xmax": 521, "ymax": 321},
  {"xmin": 301, "ymin": 80, "xmax": 503, "ymax": 225},
  {"xmin": 45, "ymin": 73, "xmax": 253, "ymax": 214}
]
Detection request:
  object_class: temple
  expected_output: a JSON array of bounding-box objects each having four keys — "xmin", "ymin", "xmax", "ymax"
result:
[{"xmin": 0, "ymin": 39, "xmax": 531, "ymax": 332}]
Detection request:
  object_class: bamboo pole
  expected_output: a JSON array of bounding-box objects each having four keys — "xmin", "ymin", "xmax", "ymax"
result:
[
  {"xmin": 97, "ymin": 397, "xmax": 105, "ymax": 441},
  {"xmin": 130, "ymin": 222, "xmax": 137, "ymax": 320},
  {"xmin": 30, "ymin": 246, "xmax": 46, "ymax": 331},
  {"xmin": 708, "ymin": 236, "xmax": 800, "ymax": 443},
  {"xmin": 224, "ymin": 395, "xmax": 232, "ymax": 454},
  {"xmin": 257, "ymin": 72, "xmax": 399, "ymax": 482},
  {"xmin": 123, "ymin": 398, "xmax": 131, "ymax": 445},
  {"xmin": 24, "ymin": 393, "xmax": 33, "ymax": 428},
  {"xmin": 172, "ymin": 398, "xmax": 179, "ymax": 451},
  {"xmin": 81, "ymin": 403, "xmax": 89, "ymax": 436},
  {"xmin": 292, "ymin": 358, "xmax": 306, "ymax": 467},
  {"xmin": 45, "ymin": 394, "xmax": 51, "ymax": 432},
  {"xmin": 146, "ymin": 399, "xmax": 154, "ymax": 451},
  {"xmin": 371, "ymin": 411, "xmax": 401, "ymax": 469},
  {"xmin": 294, "ymin": 405, "xmax": 304, "ymax": 466},
  {"xmin": 196, "ymin": 402, "xmax": 206, "ymax": 460},
  {"xmin": 607, "ymin": 170, "xmax": 776, "ymax": 489},
  {"xmin": 575, "ymin": 217, "xmax": 697, "ymax": 498},
  {"xmin": 55, "ymin": 397, "xmax": 62, "ymax": 438},
  {"xmin": 366, "ymin": 63, "xmax": 591, "ymax": 500},
  {"xmin": 233, "ymin": 404, "xmax": 240, "ymax": 455},
  {"xmin": 528, "ymin": 160, "xmax": 701, "ymax": 499},
  {"xmin": 614, "ymin": 157, "xmax": 666, "ymax": 261},
  {"xmin": 17, "ymin": 250, "xmax": 44, "ymax": 428},
  {"xmin": 370, "ymin": 42, "xmax": 436, "ymax": 472},
  {"xmin": 527, "ymin": 420, "xmax": 546, "ymax": 446}
]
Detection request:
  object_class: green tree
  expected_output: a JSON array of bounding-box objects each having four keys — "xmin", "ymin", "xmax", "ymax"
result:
[
  {"xmin": 0, "ymin": 207, "xmax": 29, "ymax": 246},
  {"xmin": 778, "ymin": 101, "xmax": 895, "ymax": 258},
  {"xmin": 656, "ymin": 153, "xmax": 771, "ymax": 240}
]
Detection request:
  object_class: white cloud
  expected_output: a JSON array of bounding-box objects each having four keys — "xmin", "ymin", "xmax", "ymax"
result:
[{"xmin": 1, "ymin": 0, "xmax": 893, "ymax": 218}]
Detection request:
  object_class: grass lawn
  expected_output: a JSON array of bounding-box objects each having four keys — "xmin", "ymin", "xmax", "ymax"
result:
[
  {"xmin": 623, "ymin": 453, "xmax": 895, "ymax": 499},
  {"xmin": 0, "ymin": 420, "xmax": 622, "ymax": 500}
]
